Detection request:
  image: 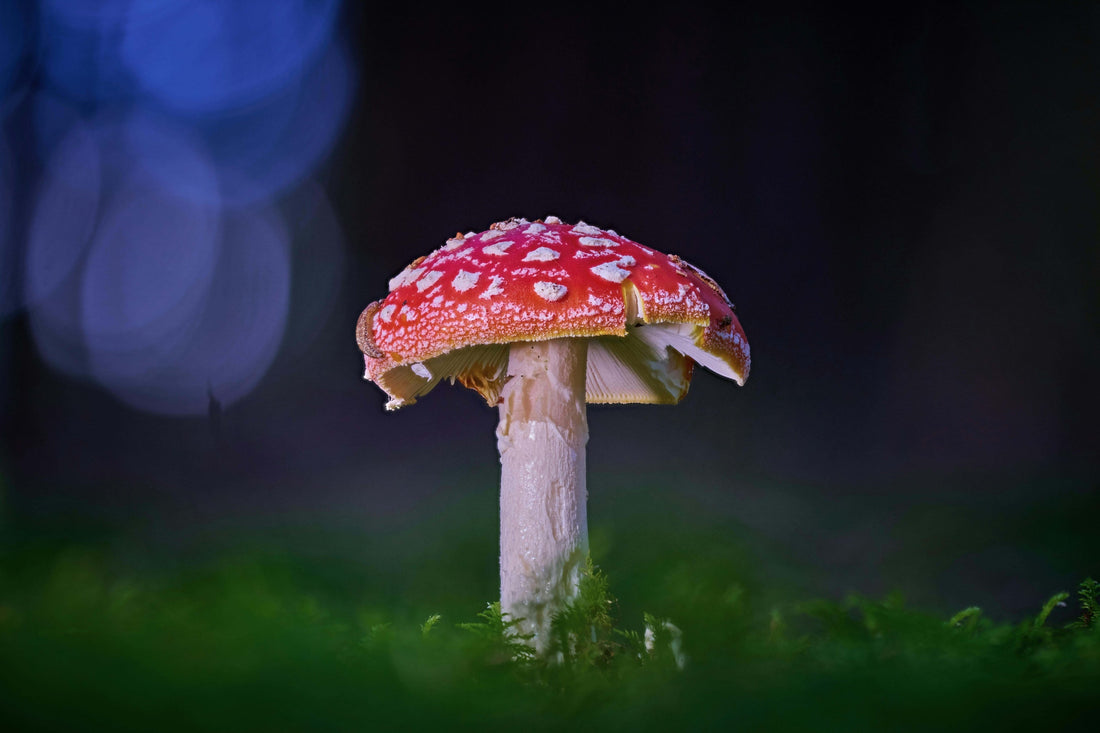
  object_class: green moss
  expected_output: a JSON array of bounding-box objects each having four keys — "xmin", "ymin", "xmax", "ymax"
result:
[{"xmin": 0, "ymin": 538, "xmax": 1097, "ymax": 730}]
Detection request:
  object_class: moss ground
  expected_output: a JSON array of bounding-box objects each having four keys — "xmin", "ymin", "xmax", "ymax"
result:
[{"xmin": 0, "ymin": 499, "xmax": 1097, "ymax": 731}]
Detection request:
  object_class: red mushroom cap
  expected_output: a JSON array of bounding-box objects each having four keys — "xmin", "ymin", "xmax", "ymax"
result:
[{"xmin": 358, "ymin": 216, "xmax": 749, "ymax": 409}]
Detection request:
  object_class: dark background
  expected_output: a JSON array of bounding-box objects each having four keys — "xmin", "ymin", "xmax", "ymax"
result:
[{"xmin": 1, "ymin": 3, "xmax": 1097, "ymax": 619}]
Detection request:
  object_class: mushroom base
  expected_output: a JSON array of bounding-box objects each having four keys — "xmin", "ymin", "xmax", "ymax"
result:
[{"xmin": 496, "ymin": 338, "xmax": 589, "ymax": 653}]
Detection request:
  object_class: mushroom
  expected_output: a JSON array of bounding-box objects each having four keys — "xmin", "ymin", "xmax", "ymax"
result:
[{"xmin": 357, "ymin": 216, "xmax": 750, "ymax": 653}]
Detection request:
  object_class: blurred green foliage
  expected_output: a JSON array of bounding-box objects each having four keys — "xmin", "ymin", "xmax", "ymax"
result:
[{"xmin": 0, "ymin": 518, "xmax": 1097, "ymax": 731}]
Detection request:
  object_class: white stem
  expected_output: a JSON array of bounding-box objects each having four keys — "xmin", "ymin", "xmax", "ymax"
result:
[{"xmin": 497, "ymin": 338, "xmax": 588, "ymax": 653}]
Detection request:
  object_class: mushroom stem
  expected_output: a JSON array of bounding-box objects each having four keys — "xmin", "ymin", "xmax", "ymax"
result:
[{"xmin": 496, "ymin": 338, "xmax": 589, "ymax": 653}]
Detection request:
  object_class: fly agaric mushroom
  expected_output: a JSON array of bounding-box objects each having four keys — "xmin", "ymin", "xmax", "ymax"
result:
[{"xmin": 357, "ymin": 216, "xmax": 749, "ymax": 652}]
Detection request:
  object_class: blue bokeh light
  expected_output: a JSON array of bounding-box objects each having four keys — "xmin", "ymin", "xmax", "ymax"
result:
[
  {"xmin": 30, "ymin": 92, "xmax": 82, "ymax": 164},
  {"xmin": 10, "ymin": 0, "xmax": 351, "ymax": 416},
  {"xmin": 0, "ymin": 2, "xmax": 26, "ymax": 94},
  {"xmin": 199, "ymin": 39, "xmax": 355, "ymax": 205},
  {"xmin": 86, "ymin": 204, "xmax": 291, "ymax": 415},
  {"xmin": 25, "ymin": 118, "xmax": 102, "ymax": 307},
  {"xmin": 0, "ymin": 134, "xmax": 15, "ymax": 316},
  {"xmin": 40, "ymin": 0, "xmax": 161, "ymax": 28},
  {"xmin": 27, "ymin": 253, "xmax": 89, "ymax": 378},
  {"xmin": 80, "ymin": 187, "xmax": 221, "ymax": 366},
  {"xmin": 120, "ymin": 0, "xmax": 341, "ymax": 116},
  {"xmin": 37, "ymin": 2, "xmax": 141, "ymax": 105},
  {"xmin": 0, "ymin": 1, "xmax": 34, "ymax": 116},
  {"xmin": 121, "ymin": 110, "xmax": 224, "ymax": 207}
]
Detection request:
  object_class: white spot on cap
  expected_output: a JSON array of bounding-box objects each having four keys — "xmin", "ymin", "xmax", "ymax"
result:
[
  {"xmin": 481, "ymin": 230, "xmax": 505, "ymax": 241},
  {"xmin": 389, "ymin": 266, "xmax": 425, "ymax": 291},
  {"xmin": 416, "ymin": 270, "xmax": 443, "ymax": 291},
  {"xmin": 411, "ymin": 363, "xmax": 432, "ymax": 380},
  {"xmin": 479, "ymin": 275, "xmax": 505, "ymax": 299},
  {"xmin": 534, "ymin": 281, "xmax": 568, "ymax": 301},
  {"xmin": 523, "ymin": 247, "xmax": 560, "ymax": 262},
  {"xmin": 573, "ymin": 221, "xmax": 602, "ymax": 235},
  {"xmin": 544, "ymin": 215, "xmax": 562, "ymax": 225},
  {"xmin": 444, "ymin": 236, "xmax": 465, "ymax": 250},
  {"xmin": 483, "ymin": 241, "xmax": 513, "ymax": 256},
  {"xmin": 591, "ymin": 259, "xmax": 633, "ymax": 283},
  {"xmin": 452, "ymin": 269, "xmax": 480, "ymax": 292},
  {"xmin": 378, "ymin": 304, "xmax": 396, "ymax": 322},
  {"xmin": 456, "ymin": 303, "xmax": 468, "ymax": 313},
  {"xmin": 579, "ymin": 236, "xmax": 617, "ymax": 248},
  {"xmin": 524, "ymin": 223, "xmax": 546, "ymax": 235},
  {"xmin": 573, "ymin": 248, "xmax": 608, "ymax": 260},
  {"xmin": 431, "ymin": 295, "xmax": 444, "ymax": 307},
  {"xmin": 497, "ymin": 218, "xmax": 526, "ymax": 230},
  {"xmin": 588, "ymin": 294, "xmax": 604, "ymax": 306}
]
